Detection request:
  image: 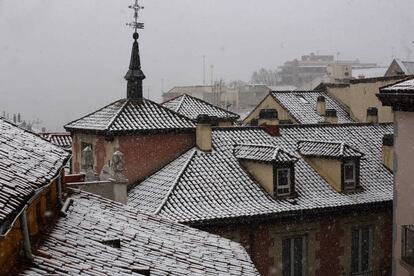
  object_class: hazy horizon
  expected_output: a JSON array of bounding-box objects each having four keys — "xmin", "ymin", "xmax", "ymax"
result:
[{"xmin": 1, "ymin": 0, "xmax": 413, "ymax": 131}]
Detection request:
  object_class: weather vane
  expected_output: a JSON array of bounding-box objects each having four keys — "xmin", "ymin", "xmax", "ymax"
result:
[{"xmin": 126, "ymin": 0, "xmax": 144, "ymax": 33}]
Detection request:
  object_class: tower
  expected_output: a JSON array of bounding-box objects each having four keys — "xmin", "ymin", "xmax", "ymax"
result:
[{"xmin": 125, "ymin": 0, "xmax": 146, "ymax": 100}]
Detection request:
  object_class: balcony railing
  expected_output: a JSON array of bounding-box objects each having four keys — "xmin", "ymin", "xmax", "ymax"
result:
[{"xmin": 402, "ymin": 225, "xmax": 414, "ymax": 268}]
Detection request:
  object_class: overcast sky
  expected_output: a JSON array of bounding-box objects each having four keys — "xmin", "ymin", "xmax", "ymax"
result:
[{"xmin": 1, "ymin": 0, "xmax": 413, "ymax": 131}]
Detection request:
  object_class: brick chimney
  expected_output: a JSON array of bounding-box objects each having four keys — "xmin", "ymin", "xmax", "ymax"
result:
[
  {"xmin": 316, "ymin": 96, "xmax": 326, "ymax": 115},
  {"xmin": 366, "ymin": 107, "xmax": 379, "ymax": 123},
  {"xmin": 382, "ymin": 134, "xmax": 393, "ymax": 171},
  {"xmin": 258, "ymin": 109, "xmax": 279, "ymax": 126},
  {"xmin": 196, "ymin": 114, "xmax": 212, "ymax": 152},
  {"xmin": 325, "ymin": 109, "xmax": 338, "ymax": 124}
]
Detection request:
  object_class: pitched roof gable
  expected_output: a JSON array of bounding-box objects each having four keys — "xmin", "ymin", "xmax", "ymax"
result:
[{"xmin": 269, "ymin": 91, "xmax": 354, "ymax": 124}]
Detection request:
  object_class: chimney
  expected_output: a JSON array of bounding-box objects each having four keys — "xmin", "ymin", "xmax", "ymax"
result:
[
  {"xmin": 258, "ymin": 109, "xmax": 279, "ymax": 126},
  {"xmin": 196, "ymin": 114, "xmax": 212, "ymax": 152},
  {"xmin": 316, "ymin": 96, "xmax": 326, "ymax": 115},
  {"xmin": 382, "ymin": 134, "xmax": 393, "ymax": 171},
  {"xmin": 366, "ymin": 107, "xmax": 379, "ymax": 123},
  {"xmin": 325, "ymin": 109, "xmax": 338, "ymax": 124}
]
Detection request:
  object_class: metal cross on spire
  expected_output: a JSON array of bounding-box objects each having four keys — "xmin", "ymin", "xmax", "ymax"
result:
[{"xmin": 126, "ymin": 0, "xmax": 144, "ymax": 34}]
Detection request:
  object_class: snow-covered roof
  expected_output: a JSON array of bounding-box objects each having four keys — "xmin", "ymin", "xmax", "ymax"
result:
[
  {"xmin": 0, "ymin": 119, "xmax": 69, "ymax": 227},
  {"xmin": 162, "ymin": 94, "xmax": 239, "ymax": 121},
  {"xmin": 352, "ymin": 67, "xmax": 388, "ymax": 79},
  {"xmin": 21, "ymin": 190, "xmax": 258, "ymax": 276},
  {"xmin": 380, "ymin": 78, "xmax": 414, "ymax": 92},
  {"xmin": 128, "ymin": 123, "xmax": 393, "ymax": 225},
  {"xmin": 64, "ymin": 98, "xmax": 195, "ymax": 134},
  {"xmin": 39, "ymin": 132, "xmax": 72, "ymax": 149},
  {"xmin": 297, "ymin": 140, "xmax": 364, "ymax": 158},
  {"xmin": 269, "ymin": 91, "xmax": 354, "ymax": 124},
  {"xmin": 395, "ymin": 59, "xmax": 414, "ymax": 75},
  {"xmin": 234, "ymin": 143, "xmax": 297, "ymax": 163}
]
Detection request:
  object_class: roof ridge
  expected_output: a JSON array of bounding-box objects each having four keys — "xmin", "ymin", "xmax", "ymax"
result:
[
  {"xmin": 175, "ymin": 94, "xmax": 187, "ymax": 113},
  {"xmin": 280, "ymin": 122, "xmax": 393, "ymax": 129},
  {"xmin": 106, "ymin": 99, "xmax": 130, "ymax": 131},
  {"xmin": 143, "ymin": 97, "xmax": 197, "ymax": 124},
  {"xmin": 154, "ymin": 149, "xmax": 197, "ymax": 215}
]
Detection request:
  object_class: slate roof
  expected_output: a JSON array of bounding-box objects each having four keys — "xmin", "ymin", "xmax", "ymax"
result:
[
  {"xmin": 21, "ymin": 190, "xmax": 258, "ymax": 276},
  {"xmin": 128, "ymin": 123, "xmax": 393, "ymax": 225},
  {"xmin": 233, "ymin": 143, "xmax": 297, "ymax": 163},
  {"xmin": 297, "ymin": 140, "xmax": 364, "ymax": 158},
  {"xmin": 269, "ymin": 91, "xmax": 354, "ymax": 124},
  {"xmin": 0, "ymin": 119, "xmax": 69, "ymax": 228},
  {"xmin": 162, "ymin": 94, "xmax": 240, "ymax": 122},
  {"xmin": 39, "ymin": 133, "xmax": 72, "ymax": 149},
  {"xmin": 64, "ymin": 98, "xmax": 195, "ymax": 134}
]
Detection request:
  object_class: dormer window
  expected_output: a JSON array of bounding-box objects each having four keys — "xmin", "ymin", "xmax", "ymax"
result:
[
  {"xmin": 297, "ymin": 140, "xmax": 364, "ymax": 193},
  {"xmin": 276, "ymin": 168, "xmax": 291, "ymax": 195},
  {"xmin": 234, "ymin": 143, "xmax": 298, "ymax": 199},
  {"xmin": 343, "ymin": 161, "xmax": 356, "ymax": 190}
]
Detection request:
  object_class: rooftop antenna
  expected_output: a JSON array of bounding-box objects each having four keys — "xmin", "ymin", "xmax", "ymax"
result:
[{"xmin": 124, "ymin": 0, "xmax": 146, "ymax": 100}]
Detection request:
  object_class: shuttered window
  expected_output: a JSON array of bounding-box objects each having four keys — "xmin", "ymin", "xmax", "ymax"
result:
[
  {"xmin": 351, "ymin": 226, "xmax": 372, "ymax": 273},
  {"xmin": 282, "ymin": 236, "xmax": 306, "ymax": 276}
]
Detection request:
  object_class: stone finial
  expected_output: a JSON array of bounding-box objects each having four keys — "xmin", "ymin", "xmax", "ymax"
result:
[
  {"xmin": 112, "ymin": 151, "xmax": 127, "ymax": 182},
  {"xmin": 82, "ymin": 146, "xmax": 97, "ymax": 181},
  {"xmin": 100, "ymin": 164, "xmax": 112, "ymax": 181}
]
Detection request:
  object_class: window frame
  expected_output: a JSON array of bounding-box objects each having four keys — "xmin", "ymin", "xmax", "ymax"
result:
[
  {"xmin": 276, "ymin": 167, "xmax": 291, "ymax": 196},
  {"xmin": 282, "ymin": 235, "xmax": 307, "ymax": 276},
  {"xmin": 351, "ymin": 225, "xmax": 373, "ymax": 274},
  {"xmin": 341, "ymin": 158, "xmax": 360, "ymax": 191},
  {"xmin": 402, "ymin": 225, "xmax": 414, "ymax": 268}
]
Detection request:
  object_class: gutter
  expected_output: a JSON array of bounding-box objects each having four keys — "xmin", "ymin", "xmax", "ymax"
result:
[{"xmin": 20, "ymin": 208, "xmax": 33, "ymax": 261}]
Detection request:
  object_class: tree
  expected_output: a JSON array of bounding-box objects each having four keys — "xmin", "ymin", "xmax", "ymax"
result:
[{"xmin": 250, "ymin": 68, "xmax": 279, "ymax": 86}]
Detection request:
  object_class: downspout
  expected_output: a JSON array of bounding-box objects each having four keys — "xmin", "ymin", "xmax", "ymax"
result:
[{"xmin": 20, "ymin": 208, "xmax": 33, "ymax": 261}]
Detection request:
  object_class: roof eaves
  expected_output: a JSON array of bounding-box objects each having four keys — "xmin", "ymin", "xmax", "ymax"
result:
[{"xmin": 154, "ymin": 150, "xmax": 197, "ymax": 215}]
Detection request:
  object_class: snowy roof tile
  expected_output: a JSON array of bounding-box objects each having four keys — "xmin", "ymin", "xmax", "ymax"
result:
[
  {"xmin": 39, "ymin": 133, "xmax": 72, "ymax": 149},
  {"xmin": 0, "ymin": 119, "xmax": 69, "ymax": 227},
  {"xmin": 64, "ymin": 98, "xmax": 195, "ymax": 133},
  {"xmin": 162, "ymin": 94, "xmax": 240, "ymax": 121},
  {"xmin": 234, "ymin": 143, "xmax": 297, "ymax": 163},
  {"xmin": 270, "ymin": 91, "xmax": 354, "ymax": 124},
  {"xmin": 20, "ymin": 190, "xmax": 258, "ymax": 276},
  {"xmin": 128, "ymin": 123, "xmax": 392, "ymax": 225},
  {"xmin": 297, "ymin": 140, "xmax": 364, "ymax": 158},
  {"xmin": 380, "ymin": 78, "xmax": 414, "ymax": 92}
]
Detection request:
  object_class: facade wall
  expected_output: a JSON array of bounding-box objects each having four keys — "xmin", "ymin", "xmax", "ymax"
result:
[
  {"xmin": 394, "ymin": 112, "xmax": 414, "ymax": 276},
  {"xmin": 0, "ymin": 174, "xmax": 62, "ymax": 275},
  {"xmin": 204, "ymin": 209, "xmax": 392, "ymax": 276},
  {"xmin": 327, "ymin": 80, "xmax": 396, "ymax": 123},
  {"xmin": 72, "ymin": 132, "xmax": 195, "ymax": 184},
  {"xmin": 243, "ymin": 95, "xmax": 297, "ymax": 125}
]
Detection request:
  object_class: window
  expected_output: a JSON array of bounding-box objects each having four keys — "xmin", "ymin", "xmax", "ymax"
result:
[
  {"xmin": 282, "ymin": 236, "xmax": 306, "ymax": 276},
  {"xmin": 402, "ymin": 225, "xmax": 414, "ymax": 267},
  {"xmin": 351, "ymin": 226, "xmax": 373, "ymax": 274},
  {"xmin": 343, "ymin": 161, "xmax": 356, "ymax": 190},
  {"xmin": 277, "ymin": 168, "xmax": 291, "ymax": 196}
]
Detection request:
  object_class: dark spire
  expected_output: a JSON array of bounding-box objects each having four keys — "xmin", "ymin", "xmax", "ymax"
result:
[
  {"xmin": 125, "ymin": 0, "xmax": 145, "ymax": 100},
  {"xmin": 124, "ymin": 32, "xmax": 146, "ymax": 100}
]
